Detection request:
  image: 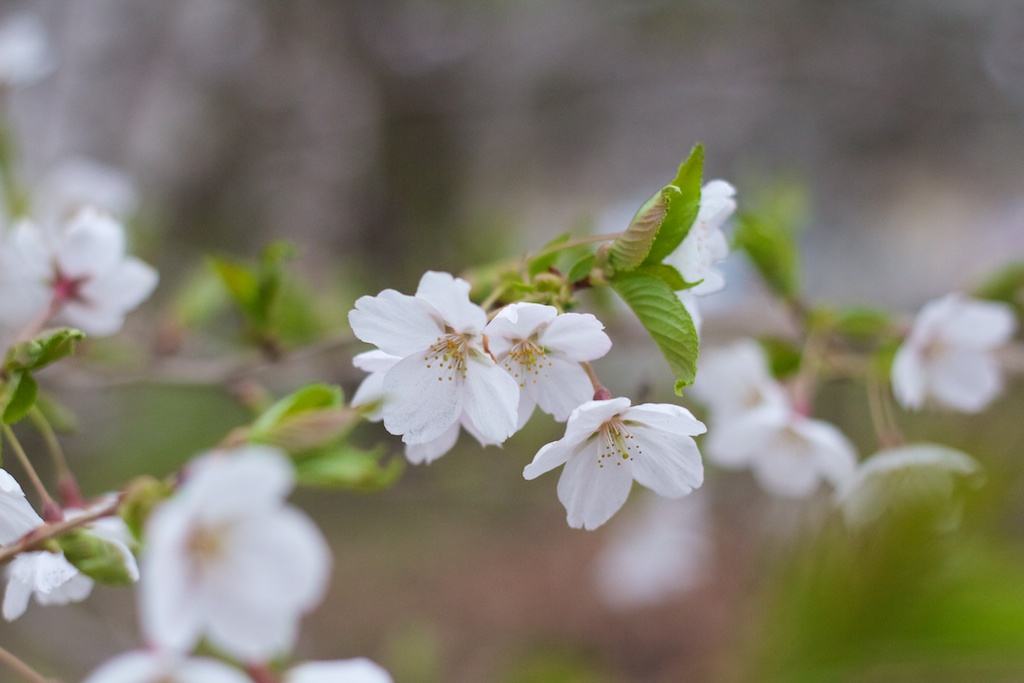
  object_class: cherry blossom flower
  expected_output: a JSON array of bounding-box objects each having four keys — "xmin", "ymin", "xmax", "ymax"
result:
[
  {"xmin": 524, "ymin": 398, "xmax": 705, "ymax": 530},
  {"xmin": 0, "ymin": 14, "xmax": 53, "ymax": 89},
  {"xmin": 664, "ymin": 180, "xmax": 736, "ymax": 297},
  {"xmin": 593, "ymin": 492, "xmax": 711, "ymax": 609},
  {"xmin": 484, "ymin": 302, "xmax": 611, "ymax": 423},
  {"xmin": 82, "ymin": 650, "xmax": 251, "ymax": 683},
  {"xmin": 3, "ymin": 550, "xmax": 92, "ymax": 621},
  {"xmin": 705, "ymin": 402, "xmax": 857, "ymax": 498},
  {"xmin": 892, "ymin": 293, "xmax": 1017, "ymax": 413},
  {"xmin": 835, "ymin": 443, "xmax": 982, "ymax": 529},
  {"xmin": 690, "ymin": 338, "xmax": 788, "ymax": 423},
  {"xmin": 0, "ymin": 208, "xmax": 158, "ymax": 337},
  {"xmin": 348, "ymin": 271, "xmax": 519, "ymax": 445},
  {"xmin": 0, "ymin": 468, "xmax": 43, "ymax": 545},
  {"xmin": 2, "ymin": 499, "xmax": 137, "ymax": 621},
  {"xmin": 34, "ymin": 157, "xmax": 139, "ymax": 230},
  {"xmin": 287, "ymin": 658, "xmax": 394, "ymax": 683},
  {"xmin": 140, "ymin": 445, "xmax": 331, "ymax": 662},
  {"xmin": 352, "ymin": 350, "xmax": 500, "ymax": 464}
]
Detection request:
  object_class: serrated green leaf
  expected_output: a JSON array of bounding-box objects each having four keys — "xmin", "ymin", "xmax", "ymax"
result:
[
  {"xmin": 634, "ymin": 263, "xmax": 690, "ymax": 291},
  {"xmin": 610, "ymin": 272, "xmax": 699, "ymax": 394},
  {"xmin": 294, "ymin": 444, "xmax": 404, "ymax": 491},
  {"xmin": 644, "ymin": 144, "xmax": 704, "ymax": 265},
  {"xmin": 4, "ymin": 328, "xmax": 86, "ymax": 373},
  {"xmin": 566, "ymin": 253, "xmax": 597, "ymax": 283},
  {"xmin": 608, "ymin": 190, "xmax": 669, "ymax": 272},
  {"xmin": 58, "ymin": 528, "xmax": 137, "ymax": 586},
  {"xmin": 2, "ymin": 372, "xmax": 36, "ymax": 424}
]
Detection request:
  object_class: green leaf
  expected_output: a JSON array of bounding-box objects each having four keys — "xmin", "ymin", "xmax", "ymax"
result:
[
  {"xmin": 833, "ymin": 306, "xmax": 894, "ymax": 342},
  {"xmin": 732, "ymin": 182, "xmax": 807, "ymax": 301},
  {"xmin": 4, "ymin": 328, "xmax": 86, "ymax": 373},
  {"xmin": 528, "ymin": 233, "xmax": 571, "ymax": 277},
  {"xmin": 608, "ymin": 190, "xmax": 669, "ymax": 272},
  {"xmin": 566, "ymin": 253, "xmax": 597, "ymax": 283},
  {"xmin": 634, "ymin": 263, "xmax": 690, "ymax": 291},
  {"xmin": 610, "ymin": 272, "xmax": 699, "ymax": 394},
  {"xmin": 2, "ymin": 372, "xmax": 36, "ymax": 424},
  {"xmin": 975, "ymin": 260, "xmax": 1024, "ymax": 316},
  {"xmin": 209, "ymin": 256, "xmax": 259, "ymax": 316},
  {"xmin": 294, "ymin": 444, "xmax": 404, "ymax": 491},
  {"xmin": 119, "ymin": 475, "xmax": 172, "ymax": 543},
  {"xmin": 58, "ymin": 529, "xmax": 137, "ymax": 586},
  {"xmin": 251, "ymin": 384, "xmax": 343, "ymax": 436},
  {"xmin": 248, "ymin": 384, "xmax": 355, "ymax": 452},
  {"xmin": 757, "ymin": 336, "xmax": 803, "ymax": 379},
  {"xmin": 644, "ymin": 144, "xmax": 704, "ymax": 265}
]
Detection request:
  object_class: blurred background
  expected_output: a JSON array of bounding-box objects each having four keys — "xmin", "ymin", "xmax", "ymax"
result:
[{"xmin": 1, "ymin": 1, "xmax": 1024, "ymax": 681}]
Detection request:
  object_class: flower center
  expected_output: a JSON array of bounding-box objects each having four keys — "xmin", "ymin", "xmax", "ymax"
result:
[
  {"xmin": 51, "ymin": 269, "xmax": 88, "ymax": 304},
  {"xmin": 424, "ymin": 332, "xmax": 472, "ymax": 382},
  {"xmin": 504, "ymin": 338, "xmax": 552, "ymax": 388},
  {"xmin": 597, "ymin": 416, "xmax": 641, "ymax": 468},
  {"xmin": 187, "ymin": 525, "xmax": 226, "ymax": 571}
]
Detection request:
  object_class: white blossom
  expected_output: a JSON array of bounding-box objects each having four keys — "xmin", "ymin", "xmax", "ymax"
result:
[
  {"xmin": 706, "ymin": 402, "xmax": 857, "ymax": 498},
  {"xmin": 593, "ymin": 492, "xmax": 711, "ymax": 609},
  {"xmin": 287, "ymin": 659, "xmax": 394, "ymax": 683},
  {"xmin": 690, "ymin": 338, "xmax": 788, "ymax": 423},
  {"xmin": 892, "ymin": 293, "xmax": 1017, "ymax": 413},
  {"xmin": 0, "ymin": 208, "xmax": 158, "ymax": 337},
  {"xmin": 348, "ymin": 271, "xmax": 519, "ymax": 445},
  {"xmin": 352, "ymin": 350, "xmax": 500, "ymax": 464},
  {"xmin": 0, "ymin": 14, "xmax": 53, "ymax": 88},
  {"xmin": 664, "ymin": 180, "xmax": 736, "ymax": 296},
  {"xmin": 82, "ymin": 650, "xmax": 251, "ymax": 683},
  {"xmin": 3, "ymin": 550, "xmax": 92, "ymax": 621},
  {"xmin": 524, "ymin": 398, "xmax": 705, "ymax": 530},
  {"xmin": 835, "ymin": 443, "xmax": 982, "ymax": 528},
  {"xmin": 140, "ymin": 445, "xmax": 331, "ymax": 662},
  {"xmin": 0, "ymin": 468, "xmax": 43, "ymax": 545},
  {"xmin": 34, "ymin": 157, "xmax": 139, "ymax": 230},
  {"xmin": 484, "ymin": 302, "xmax": 611, "ymax": 423}
]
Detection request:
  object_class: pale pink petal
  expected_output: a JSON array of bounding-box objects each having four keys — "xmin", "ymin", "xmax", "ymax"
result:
[
  {"xmin": 557, "ymin": 440, "xmax": 634, "ymax": 530},
  {"xmin": 536, "ymin": 312, "xmax": 611, "ymax": 362},
  {"xmin": 405, "ymin": 421, "xmax": 461, "ymax": 464},
  {"xmin": 349, "ymin": 290, "xmax": 444, "ymax": 357},
  {"xmin": 78, "ymin": 257, "xmax": 158, "ymax": 311},
  {"xmin": 460, "ymin": 357, "xmax": 520, "ymax": 443},
  {"xmin": 54, "ymin": 302, "xmax": 123, "ymax": 336},
  {"xmin": 414, "ymin": 271, "xmax": 486, "ymax": 334},
  {"xmin": 382, "ymin": 352, "xmax": 464, "ymax": 444},
  {"xmin": 526, "ymin": 355, "xmax": 593, "ymax": 422}
]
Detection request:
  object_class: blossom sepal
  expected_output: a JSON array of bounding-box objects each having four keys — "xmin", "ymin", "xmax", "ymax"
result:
[{"xmin": 56, "ymin": 527, "xmax": 137, "ymax": 585}]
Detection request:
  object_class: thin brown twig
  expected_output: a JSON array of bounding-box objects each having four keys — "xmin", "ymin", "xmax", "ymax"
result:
[
  {"xmin": 3, "ymin": 425, "xmax": 57, "ymax": 514},
  {"xmin": 0, "ymin": 642, "xmax": 60, "ymax": 683},
  {"xmin": 0, "ymin": 496, "xmax": 120, "ymax": 566}
]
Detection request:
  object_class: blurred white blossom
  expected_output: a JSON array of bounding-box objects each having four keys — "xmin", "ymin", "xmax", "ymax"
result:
[
  {"xmin": 892, "ymin": 293, "xmax": 1017, "ymax": 412},
  {"xmin": 665, "ymin": 180, "xmax": 736, "ymax": 295},
  {"xmin": 0, "ymin": 208, "xmax": 157, "ymax": 337},
  {"xmin": 34, "ymin": 157, "xmax": 139, "ymax": 230},
  {"xmin": 287, "ymin": 658, "xmax": 394, "ymax": 683},
  {"xmin": 3, "ymin": 550, "xmax": 92, "ymax": 621},
  {"xmin": 524, "ymin": 398, "xmax": 705, "ymax": 530},
  {"xmin": 690, "ymin": 338, "xmax": 788, "ymax": 423},
  {"xmin": 0, "ymin": 14, "xmax": 53, "ymax": 88},
  {"xmin": 835, "ymin": 443, "xmax": 982, "ymax": 529},
  {"xmin": 82, "ymin": 650, "xmax": 251, "ymax": 683},
  {"xmin": 348, "ymin": 271, "xmax": 519, "ymax": 445},
  {"xmin": 593, "ymin": 492, "xmax": 712, "ymax": 609},
  {"xmin": 140, "ymin": 446, "xmax": 331, "ymax": 662},
  {"xmin": 484, "ymin": 302, "xmax": 611, "ymax": 423},
  {"xmin": 0, "ymin": 468, "xmax": 42, "ymax": 545}
]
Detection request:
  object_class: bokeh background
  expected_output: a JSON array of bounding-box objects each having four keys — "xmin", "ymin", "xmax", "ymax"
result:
[{"xmin": 1, "ymin": 1, "xmax": 1024, "ymax": 681}]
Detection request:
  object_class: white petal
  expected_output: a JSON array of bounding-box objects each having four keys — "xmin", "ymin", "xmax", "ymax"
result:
[
  {"xmin": 523, "ymin": 436, "xmax": 577, "ymax": 480},
  {"xmin": 557, "ymin": 440, "xmax": 634, "ymax": 530},
  {"xmin": 183, "ymin": 446, "xmax": 294, "ymax": 522},
  {"xmin": 0, "ymin": 469, "xmax": 43, "ymax": 545},
  {"xmin": 349, "ymin": 290, "xmax": 444, "ymax": 358},
  {"xmin": 937, "ymin": 296, "xmax": 1017, "ymax": 348},
  {"xmin": 80, "ymin": 651, "xmax": 165, "ymax": 683},
  {"xmin": 178, "ymin": 658, "xmax": 255, "ymax": 683},
  {"xmin": 352, "ymin": 350, "xmax": 401, "ymax": 374},
  {"xmin": 622, "ymin": 403, "xmax": 707, "ymax": 437},
  {"xmin": 460, "ymin": 356, "xmax": 520, "ymax": 443},
  {"xmin": 414, "ymin": 271, "xmax": 486, "ymax": 334},
  {"xmin": 405, "ymin": 420, "xmax": 461, "ymax": 464},
  {"xmin": 928, "ymin": 349, "xmax": 1002, "ymax": 413},
  {"xmin": 78, "ymin": 257, "xmax": 158, "ymax": 311},
  {"xmin": 55, "ymin": 301, "xmax": 124, "ymax": 336},
  {"xmin": 536, "ymin": 312, "xmax": 611, "ymax": 362},
  {"xmin": 629, "ymin": 426, "xmax": 704, "ymax": 498},
  {"xmin": 382, "ymin": 352, "xmax": 464, "ymax": 444},
  {"xmin": 526, "ymin": 355, "xmax": 593, "ymax": 422},
  {"xmin": 288, "ymin": 659, "xmax": 394, "ymax": 683},
  {"xmin": 2, "ymin": 562, "xmax": 33, "ymax": 621},
  {"xmin": 140, "ymin": 502, "xmax": 204, "ymax": 652},
  {"xmin": 55, "ymin": 208, "xmax": 125, "ymax": 278},
  {"xmin": 751, "ymin": 447, "xmax": 823, "ymax": 498},
  {"xmin": 688, "ymin": 268, "xmax": 725, "ymax": 296},
  {"xmin": 484, "ymin": 302, "xmax": 558, "ymax": 358},
  {"xmin": 563, "ymin": 398, "xmax": 632, "ymax": 445},
  {"xmin": 704, "ymin": 406, "xmax": 784, "ymax": 468},
  {"xmin": 35, "ymin": 571, "xmax": 93, "ymax": 605},
  {"xmin": 797, "ymin": 418, "xmax": 858, "ymax": 486},
  {"xmin": 891, "ymin": 343, "xmax": 925, "ymax": 410},
  {"xmin": 679, "ymin": 292, "xmax": 702, "ymax": 336},
  {"xmin": 351, "ymin": 370, "xmax": 388, "ymax": 422}
]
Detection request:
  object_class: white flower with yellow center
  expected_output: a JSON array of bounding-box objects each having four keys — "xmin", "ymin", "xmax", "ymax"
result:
[
  {"xmin": 140, "ymin": 446, "xmax": 331, "ymax": 662},
  {"xmin": 892, "ymin": 293, "xmax": 1017, "ymax": 413},
  {"xmin": 524, "ymin": 398, "xmax": 705, "ymax": 530},
  {"xmin": 484, "ymin": 302, "xmax": 611, "ymax": 423},
  {"xmin": 348, "ymin": 271, "xmax": 520, "ymax": 445}
]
